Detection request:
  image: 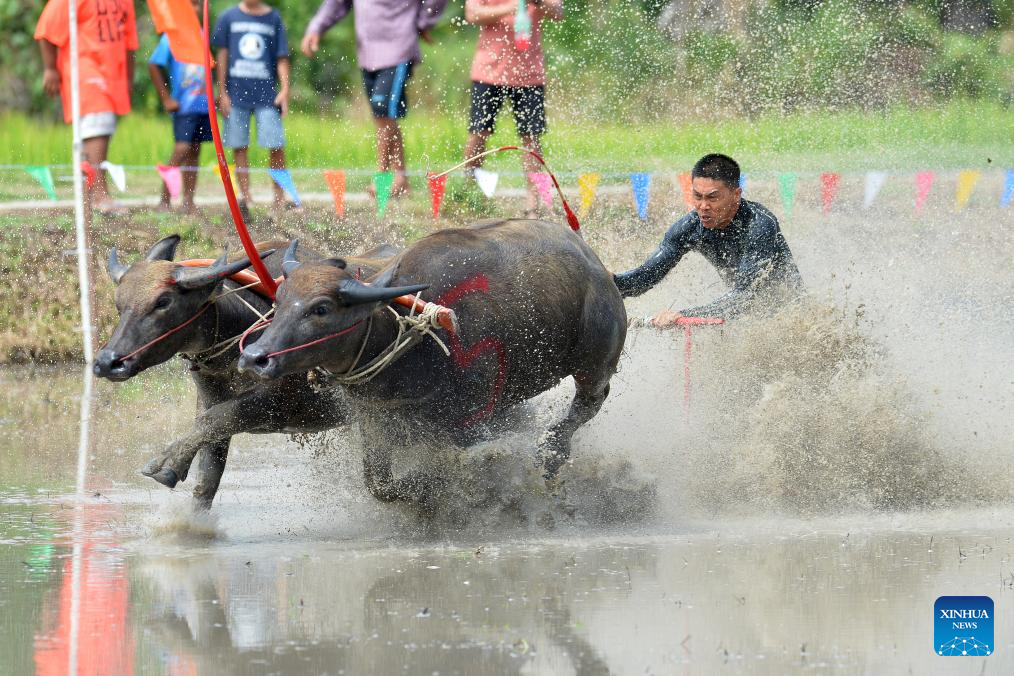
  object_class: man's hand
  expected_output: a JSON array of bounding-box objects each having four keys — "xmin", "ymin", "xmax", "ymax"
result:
[
  {"xmin": 218, "ymin": 92, "xmax": 232, "ymax": 117},
  {"xmin": 650, "ymin": 309, "xmax": 683, "ymax": 328},
  {"xmin": 301, "ymin": 33, "xmax": 320, "ymax": 57},
  {"xmin": 162, "ymin": 97, "xmax": 180, "ymax": 113},
  {"xmin": 43, "ymin": 68, "xmax": 61, "ymax": 98},
  {"xmin": 274, "ymin": 90, "xmax": 288, "ymax": 117},
  {"xmin": 419, "ymin": 29, "xmax": 434, "ymax": 44}
]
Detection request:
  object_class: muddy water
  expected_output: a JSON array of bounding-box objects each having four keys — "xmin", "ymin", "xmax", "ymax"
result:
[{"xmin": 2, "ymin": 192, "xmax": 1013, "ymax": 674}]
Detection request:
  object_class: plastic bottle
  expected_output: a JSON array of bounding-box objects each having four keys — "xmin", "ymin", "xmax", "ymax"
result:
[{"xmin": 514, "ymin": 0, "xmax": 531, "ymax": 51}]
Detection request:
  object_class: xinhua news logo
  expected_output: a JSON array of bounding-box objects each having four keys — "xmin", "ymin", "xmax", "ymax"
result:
[{"xmin": 935, "ymin": 596, "xmax": 993, "ymax": 656}]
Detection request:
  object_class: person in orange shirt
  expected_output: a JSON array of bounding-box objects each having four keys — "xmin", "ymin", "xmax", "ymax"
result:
[
  {"xmin": 35, "ymin": 0, "xmax": 138, "ymax": 216},
  {"xmin": 464, "ymin": 0, "xmax": 563, "ymax": 217}
]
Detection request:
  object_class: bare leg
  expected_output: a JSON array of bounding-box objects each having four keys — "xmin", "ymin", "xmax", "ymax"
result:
[
  {"xmin": 269, "ymin": 147, "xmax": 287, "ymax": 206},
  {"xmin": 375, "ymin": 117, "xmax": 409, "ymax": 195},
  {"xmin": 521, "ymin": 134, "xmax": 543, "ymax": 216},
  {"xmin": 464, "ymin": 131, "xmax": 492, "ymax": 170},
  {"xmin": 232, "ymin": 147, "xmax": 251, "ymax": 202},
  {"xmin": 180, "ymin": 143, "xmax": 201, "ymax": 212},
  {"xmin": 83, "ymin": 135, "xmax": 112, "ymax": 205}
]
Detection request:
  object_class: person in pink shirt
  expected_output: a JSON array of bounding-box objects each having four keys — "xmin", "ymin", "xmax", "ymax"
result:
[{"xmin": 464, "ymin": 0, "xmax": 563, "ymax": 216}]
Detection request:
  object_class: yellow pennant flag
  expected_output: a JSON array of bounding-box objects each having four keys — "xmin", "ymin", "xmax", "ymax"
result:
[
  {"xmin": 577, "ymin": 172, "xmax": 601, "ymax": 217},
  {"xmin": 955, "ymin": 170, "xmax": 981, "ymax": 210},
  {"xmin": 212, "ymin": 163, "xmax": 240, "ymax": 193}
]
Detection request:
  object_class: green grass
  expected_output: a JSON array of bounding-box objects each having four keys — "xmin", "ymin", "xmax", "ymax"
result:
[{"xmin": 2, "ymin": 100, "xmax": 1011, "ymax": 181}]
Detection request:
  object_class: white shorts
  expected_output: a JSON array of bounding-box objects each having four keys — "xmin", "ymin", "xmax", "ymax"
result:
[{"xmin": 80, "ymin": 112, "xmax": 117, "ymax": 139}]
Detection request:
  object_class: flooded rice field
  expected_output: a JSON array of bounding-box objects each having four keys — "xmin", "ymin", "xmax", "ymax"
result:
[{"xmin": 2, "ymin": 194, "xmax": 1013, "ymax": 675}]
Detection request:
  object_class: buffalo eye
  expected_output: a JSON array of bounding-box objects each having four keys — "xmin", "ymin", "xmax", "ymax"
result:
[
  {"xmin": 154, "ymin": 295, "xmax": 172, "ymax": 310},
  {"xmin": 312, "ymin": 304, "xmax": 329, "ymax": 316}
]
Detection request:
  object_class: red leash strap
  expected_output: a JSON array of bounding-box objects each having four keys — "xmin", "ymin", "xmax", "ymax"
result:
[
  {"xmin": 201, "ymin": 0, "xmax": 277, "ymax": 300},
  {"xmin": 115, "ymin": 302, "xmax": 213, "ymax": 362},
  {"xmin": 497, "ymin": 145, "xmax": 581, "ymax": 232}
]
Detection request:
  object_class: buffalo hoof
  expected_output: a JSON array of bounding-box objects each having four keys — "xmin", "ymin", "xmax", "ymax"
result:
[{"xmin": 140, "ymin": 462, "xmax": 180, "ymax": 489}]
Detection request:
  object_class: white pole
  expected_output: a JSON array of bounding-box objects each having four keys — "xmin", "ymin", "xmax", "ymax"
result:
[{"xmin": 66, "ymin": 0, "xmax": 93, "ymax": 674}]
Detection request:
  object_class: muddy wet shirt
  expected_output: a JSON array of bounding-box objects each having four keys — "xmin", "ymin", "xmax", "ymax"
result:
[{"xmin": 613, "ymin": 199, "xmax": 802, "ymax": 318}]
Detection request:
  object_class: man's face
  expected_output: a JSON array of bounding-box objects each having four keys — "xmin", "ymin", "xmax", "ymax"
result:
[{"xmin": 692, "ymin": 177, "xmax": 742, "ymax": 230}]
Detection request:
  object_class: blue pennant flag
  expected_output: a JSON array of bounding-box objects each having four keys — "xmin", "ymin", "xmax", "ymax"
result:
[
  {"xmin": 1002, "ymin": 169, "xmax": 1014, "ymax": 207},
  {"xmin": 739, "ymin": 172, "xmax": 747, "ymax": 193},
  {"xmin": 268, "ymin": 168, "xmax": 302, "ymax": 206},
  {"xmin": 630, "ymin": 172, "xmax": 651, "ymax": 220}
]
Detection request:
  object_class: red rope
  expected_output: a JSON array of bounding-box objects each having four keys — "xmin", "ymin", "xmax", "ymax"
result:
[
  {"xmin": 496, "ymin": 145, "xmax": 581, "ymax": 232},
  {"xmin": 114, "ymin": 302, "xmax": 212, "ymax": 362},
  {"xmin": 201, "ymin": 0, "xmax": 277, "ymax": 300}
]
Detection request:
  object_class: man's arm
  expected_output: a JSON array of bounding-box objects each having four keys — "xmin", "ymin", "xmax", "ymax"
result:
[
  {"xmin": 419, "ymin": 0, "xmax": 450, "ymax": 31},
  {"xmin": 302, "ymin": 0, "xmax": 352, "ymax": 56},
  {"xmin": 531, "ymin": 0, "xmax": 564, "ymax": 21},
  {"xmin": 148, "ymin": 63, "xmax": 178, "ymax": 112},
  {"xmin": 612, "ymin": 216, "xmax": 694, "ymax": 298},
  {"xmin": 215, "ymin": 47, "xmax": 231, "ymax": 116},
  {"xmin": 274, "ymin": 57, "xmax": 290, "ymax": 116},
  {"xmin": 126, "ymin": 51, "xmax": 136, "ymax": 94},
  {"xmin": 465, "ymin": 0, "xmax": 516, "ymax": 26},
  {"xmin": 39, "ymin": 39, "xmax": 61, "ymax": 98}
]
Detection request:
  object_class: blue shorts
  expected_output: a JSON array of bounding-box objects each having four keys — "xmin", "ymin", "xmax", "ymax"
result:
[
  {"xmin": 172, "ymin": 113, "xmax": 213, "ymax": 144},
  {"xmin": 361, "ymin": 62, "xmax": 413, "ymax": 119},
  {"xmin": 223, "ymin": 105, "xmax": 285, "ymax": 149}
]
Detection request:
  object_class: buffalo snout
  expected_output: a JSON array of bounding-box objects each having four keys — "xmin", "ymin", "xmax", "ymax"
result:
[
  {"xmin": 238, "ymin": 344, "xmax": 283, "ymax": 380},
  {"xmin": 93, "ymin": 347, "xmax": 135, "ymax": 381}
]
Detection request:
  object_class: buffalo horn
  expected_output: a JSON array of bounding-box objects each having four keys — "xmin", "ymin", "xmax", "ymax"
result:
[
  {"xmin": 281, "ymin": 239, "xmax": 301, "ymax": 278},
  {"xmin": 145, "ymin": 234, "xmax": 181, "ymax": 261},
  {"xmin": 107, "ymin": 247, "xmax": 129, "ymax": 284},
  {"xmin": 173, "ymin": 247, "xmax": 276, "ymax": 290},
  {"xmin": 337, "ymin": 277, "xmax": 429, "ymax": 306}
]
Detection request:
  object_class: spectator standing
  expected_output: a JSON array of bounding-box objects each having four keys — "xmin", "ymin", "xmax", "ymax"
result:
[
  {"xmin": 35, "ymin": 0, "xmax": 138, "ymax": 216},
  {"xmin": 301, "ymin": 0, "xmax": 449, "ymax": 198},
  {"xmin": 464, "ymin": 0, "xmax": 563, "ymax": 217}
]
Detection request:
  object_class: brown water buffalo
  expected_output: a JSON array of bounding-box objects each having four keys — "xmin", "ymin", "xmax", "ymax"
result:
[
  {"xmin": 94, "ymin": 234, "xmax": 394, "ymax": 509},
  {"xmin": 238, "ymin": 219, "xmax": 626, "ymax": 503}
]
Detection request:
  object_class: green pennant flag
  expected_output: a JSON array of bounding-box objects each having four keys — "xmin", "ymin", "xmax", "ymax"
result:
[
  {"xmin": 374, "ymin": 171, "xmax": 394, "ymax": 217},
  {"xmin": 778, "ymin": 172, "xmax": 798, "ymax": 216},
  {"xmin": 26, "ymin": 165, "xmax": 57, "ymax": 200}
]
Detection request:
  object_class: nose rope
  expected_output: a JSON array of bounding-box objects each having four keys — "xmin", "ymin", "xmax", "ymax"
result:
[
  {"xmin": 113, "ymin": 302, "xmax": 213, "ymax": 363},
  {"xmin": 254, "ymin": 320, "xmax": 366, "ymax": 360}
]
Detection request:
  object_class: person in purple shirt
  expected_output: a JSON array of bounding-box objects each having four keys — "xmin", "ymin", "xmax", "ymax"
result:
[{"xmin": 301, "ymin": 0, "xmax": 448, "ymax": 198}]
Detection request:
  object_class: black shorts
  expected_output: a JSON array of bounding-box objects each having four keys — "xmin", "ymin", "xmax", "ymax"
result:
[
  {"xmin": 172, "ymin": 113, "xmax": 213, "ymax": 144},
  {"xmin": 362, "ymin": 62, "xmax": 414, "ymax": 119},
  {"xmin": 468, "ymin": 82, "xmax": 546, "ymax": 137}
]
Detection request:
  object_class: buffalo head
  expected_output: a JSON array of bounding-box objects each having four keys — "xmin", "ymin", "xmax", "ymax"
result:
[
  {"xmin": 238, "ymin": 240, "xmax": 426, "ymax": 380},
  {"xmin": 95, "ymin": 234, "xmax": 270, "ymax": 381}
]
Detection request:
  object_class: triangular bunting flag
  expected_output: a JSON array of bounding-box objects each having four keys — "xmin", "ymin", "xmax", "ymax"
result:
[
  {"xmin": 212, "ymin": 163, "xmax": 240, "ymax": 192},
  {"xmin": 820, "ymin": 172, "xmax": 840, "ymax": 216},
  {"xmin": 100, "ymin": 161, "xmax": 126, "ymax": 193},
  {"xmin": 268, "ymin": 168, "xmax": 301, "ymax": 206},
  {"xmin": 80, "ymin": 161, "xmax": 96, "ymax": 189},
  {"xmin": 374, "ymin": 171, "xmax": 394, "ymax": 216},
  {"xmin": 156, "ymin": 164, "xmax": 182, "ymax": 200},
  {"xmin": 1002, "ymin": 169, "xmax": 1014, "ymax": 207},
  {"xmin": 677, "ymin": 172, "xmax": 693, "ymax": 208},
  {"xmin": 739, "ymin": 173, "xmax": 747, "ymax": 193},
  {"xmin": 577, "ymin": 172, "xmax": 600, "ymax": 217},
  {"xmin": 528, "ymin": 172, "xmax": 553, "ymax": 208},
  {"xmin": 323, "ymin": 170, "xmax": 346, "ymax": 217},
  {"xmin": 863, "ymin": 171, "xmax": 888, "ymax": 209},
  {"xmin": 630, "ymin": 173, "xmax": 651, "ymax": 220},
  {"xmin": 25, "ymin": 166, "xmax": 56, "ymax": 200},
  {"xmin": 474, "ymin": 168, "xmax": 499, "ymax": 198},
  {"xmin": 955, "ymin": 170, "xmax": 980, "ymax": 210},
  {"xmin": 427, "ymin": 172, "xmax": 447, "ymax": 218},
  {"xmin": 778, "ymin": 173, "xmax": 797, "ymax": 216},
  {"xmin": 915, "ymin": 171, "xmax": 934, "ymax": 213}
]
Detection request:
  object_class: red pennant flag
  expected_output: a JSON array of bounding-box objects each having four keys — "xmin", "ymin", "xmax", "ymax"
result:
[
  {"xmin": 147, "ymin": 0, "xmax": 209, "ymax": 66},
  {"xmin": 323, "ymin": 170, "xmax": 346, "ymax": 218},
  {"xmin": 678, "ymin": 172, "xmax": 693, "ymax": 208},
  {"xmin": 820, "ymin": 172, "xmax": 840, "ymax": 215},
  {"xmin": 427, "ymin": 172, "xmax": 447, "ymax": 219},
  {"xmin": 80, "ymin": 161, "xmax": 96, "ymax": 189},
  {"xmin": 915, "ymin": 171, "xmax": 934, "ymax": 213}
]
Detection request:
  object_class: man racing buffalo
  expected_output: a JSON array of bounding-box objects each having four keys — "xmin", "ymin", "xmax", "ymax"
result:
[{"xmin": 613, "ymin": 153, "xmax": 803, "ymax": 324}]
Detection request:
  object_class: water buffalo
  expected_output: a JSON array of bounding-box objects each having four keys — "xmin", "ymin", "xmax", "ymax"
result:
[
  {"xmin": 94, "ymin": 234, "xmax": 394, "ymax": 509},
  {"xmin": 238, "ymin": 219, "xmax": 626, "ymax": 503}
]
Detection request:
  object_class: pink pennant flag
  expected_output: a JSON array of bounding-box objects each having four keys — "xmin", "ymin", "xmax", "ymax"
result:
[
  {"xmin": 528, "ymin": 172, "xmax": 553, "ymax": 208},
  {"xmin": 820, "ymin": 172, "xmax": 841, "ymax": 215},
  {"xmin": 156, "ymin": 164, "xmax": 182, "ymax": 201},
  {"xmin": 915, "ymin": 171, "xmax": 934, "ymax": 213}
]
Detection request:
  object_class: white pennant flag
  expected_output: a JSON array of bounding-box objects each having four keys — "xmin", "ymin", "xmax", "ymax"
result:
[
  {"xmin": 863, "ymin": 171, "xmax": 888, "ymax": 209},
  {"xmin": 100, "ymin": 161, "xmax": 127, "ymax": 193},
  {"xmin": 473, "ymin": 167, "xmax": 499, "ymax": 198}
]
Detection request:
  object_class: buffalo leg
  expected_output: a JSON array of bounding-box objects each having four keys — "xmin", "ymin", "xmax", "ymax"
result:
[
  {"xmin": 542, "ymin": 373, "xmax": 612, "ymax": 482},
  {"xmin": 363, "ymin": 447, "xmax": 444, "ymax": 506},
  {"xmin": 191, "ymin": 439, "xmax": 230, "ymax": 510}
]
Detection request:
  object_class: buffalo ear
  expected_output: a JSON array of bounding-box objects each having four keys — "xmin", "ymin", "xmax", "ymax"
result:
[
  {"xmin": 367, "ymin": 262, "xmax": 400, "ymax": 289},
  {"xmin": 322, "ymin": 258, "xmax": 348, "ymax": 270},
  {"xmin": 146, "ymin": 234, "xmax": 181, "ymax": 262}
]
